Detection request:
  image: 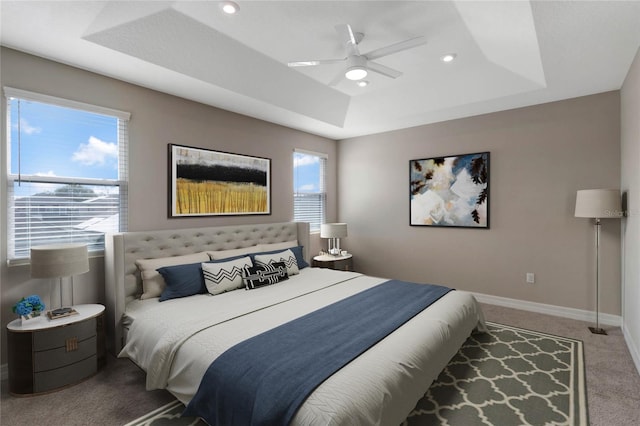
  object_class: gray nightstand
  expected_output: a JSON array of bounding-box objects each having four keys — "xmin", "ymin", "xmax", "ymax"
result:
[
  {"xmin": 312, "ymin": 253, "xmax": 353, "ymax": 271},
  {"xmin": 7, "ymin": 304, "xmax": 105, "ymax": 396}
]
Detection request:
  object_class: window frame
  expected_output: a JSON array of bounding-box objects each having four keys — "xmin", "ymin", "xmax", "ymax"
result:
[{"xmin": 4, "ymin": 87, "xmax": 130, "ymax": 264}]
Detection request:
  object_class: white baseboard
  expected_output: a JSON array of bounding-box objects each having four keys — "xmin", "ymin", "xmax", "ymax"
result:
[
  {"xmin": 622, "ymin": 323, "xmax": 640, "ymax": 376},
  {"xmin": 1, "ymin": 363, "xmax": 7, "ymax": 381},
  {"xmin": 471, "ymin": 292, "xmax": 622, "ymax": 327}
]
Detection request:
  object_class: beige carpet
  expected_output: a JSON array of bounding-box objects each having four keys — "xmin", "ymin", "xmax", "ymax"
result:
[{"xmin": 1, "ymin": 303, "xmax": 638, "ymax": 426}]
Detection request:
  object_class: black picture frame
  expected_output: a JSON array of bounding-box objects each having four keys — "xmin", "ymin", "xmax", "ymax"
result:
[
  {"xmin": 169, "ymin": 143, "xmax": 271, "ymax": 217},
  {"xmin": 410, "ymin": 151, "xmax": 489, "ymax": 228}
]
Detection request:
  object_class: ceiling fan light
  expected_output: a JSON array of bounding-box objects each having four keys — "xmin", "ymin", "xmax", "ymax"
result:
[
  {"xmin": 220, "ymin": 1, "xmax": 240, "ymax": 14},
  {"xmin": 345, "ymin": 66, "xmax": 368, "ymax": 81}
]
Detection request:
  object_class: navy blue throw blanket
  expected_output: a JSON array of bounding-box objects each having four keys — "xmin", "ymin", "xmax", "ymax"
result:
[{"xmin": 183, "ymin": 280, "xmax": 452, "ymax": 425}]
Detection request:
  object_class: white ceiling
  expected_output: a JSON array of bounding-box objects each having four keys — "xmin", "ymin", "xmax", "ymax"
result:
[{"xmin": 2, "ymin": 1, "xmax": 640, "ymax": 140}]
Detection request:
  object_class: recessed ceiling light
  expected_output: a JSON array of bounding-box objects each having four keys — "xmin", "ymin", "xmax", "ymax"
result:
[
  {"xmin": 357, "ymin": 80, "xmax": 369, "ymax": 87},
  {"xmin": 220, "ymin": 1, "xmax": 240, "ymax": 15},
  {"xmin": 441, "ymin": 53, "xmax": 457, "ymax": 63}
]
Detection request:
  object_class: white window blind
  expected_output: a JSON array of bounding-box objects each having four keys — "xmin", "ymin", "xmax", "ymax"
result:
[
  {"xmin": 293, "ymin": 149, "xmax": 326, "ymax": 233},
  {"xmin": 4, "ymin": 87, "xmax": 130, "ymax": 261}
]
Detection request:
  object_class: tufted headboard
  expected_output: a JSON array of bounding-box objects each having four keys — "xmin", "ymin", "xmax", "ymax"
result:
[{"xmin": 104, "ymin": 222, "xmax": 310, "ymax": 354}]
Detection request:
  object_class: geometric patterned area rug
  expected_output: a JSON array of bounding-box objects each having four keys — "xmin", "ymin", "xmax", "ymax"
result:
[
  {"xmin": 125, "ymin": 322, "xmax": 587, "ymax": 426},
  {"xmin": 404, "ymin": 322, "xmax": 588, "ymax": 426}
]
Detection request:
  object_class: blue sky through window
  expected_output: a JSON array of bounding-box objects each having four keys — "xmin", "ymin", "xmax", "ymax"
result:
[
  {"xmin": 293, "ymin": 152, "xmax": 321, "ymax": 193},
  {"xmin": 10, "ymin": 99, "xmax": 118, "ymax": 182}
]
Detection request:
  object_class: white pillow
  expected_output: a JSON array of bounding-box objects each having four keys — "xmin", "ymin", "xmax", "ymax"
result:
[
  {"xmin": 259, "ymin": 240, "xmax": 298, "ymax": 252},
  {"xmin": 254, "ymin": 249, "xmax": 300, "ymax": 276},
  {"xmin": 202, "ymin": 257, "xmax": 253, "ymax": 295},
  {"xmin": 208, "ymin": 246, "xmax": 261, "ymax": 260},
  {"xmin": 136, "ymin": 252, "xmax": 210, "ymax": 299}
]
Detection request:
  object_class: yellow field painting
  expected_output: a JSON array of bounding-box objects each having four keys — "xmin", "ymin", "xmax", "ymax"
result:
[{"xmin": 175, "ymin": 179, "xmax": 268, "ymax": 215}]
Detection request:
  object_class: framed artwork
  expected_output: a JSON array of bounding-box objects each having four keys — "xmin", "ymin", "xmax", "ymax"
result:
[
  {"xmin": 410, "ymin": 151, "xmax": 489, "ymax": 228},
  {"xmin": 169, "ymin": 144, "xmax": 271, "ymax": 217}
]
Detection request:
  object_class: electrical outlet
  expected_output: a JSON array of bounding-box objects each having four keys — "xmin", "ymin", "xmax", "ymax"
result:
[{"xmin": 526, "ymin": 273, "xmax": 535, "ymax": 284}]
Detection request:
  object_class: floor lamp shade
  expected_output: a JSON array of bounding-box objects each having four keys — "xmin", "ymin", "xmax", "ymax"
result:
[
  {"xmin": 30, "ymin": 244, "xmax": 89, "ymax": 278},
  {"xmin": 575, "ymin": 189, "xmax": 622, "ymax": 219}
]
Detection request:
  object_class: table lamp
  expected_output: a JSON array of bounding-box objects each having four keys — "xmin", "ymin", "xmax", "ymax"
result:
[
  {"xmin": 30, "ymin": 243, "xmax": 89, "ymax": 317},
  {"xmin": 320, "ymin": 223, "xmax": 347, "ymax": 256}
]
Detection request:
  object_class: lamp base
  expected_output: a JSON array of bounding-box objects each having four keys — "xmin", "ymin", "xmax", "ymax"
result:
[{"xmin": 588, "ymin": 326, "xmax": 607, "ymax": 335}]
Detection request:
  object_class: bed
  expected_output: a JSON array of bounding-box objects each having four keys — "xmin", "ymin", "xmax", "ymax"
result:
[{"xmin": 105, "ymin": 221, "xmax": 486, "ymax": 425}]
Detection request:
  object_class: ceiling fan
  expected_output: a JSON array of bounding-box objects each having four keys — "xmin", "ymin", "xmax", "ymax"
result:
[{"xmin": 288, "ymin": 24, "xmax": 426, "ymax": 86}]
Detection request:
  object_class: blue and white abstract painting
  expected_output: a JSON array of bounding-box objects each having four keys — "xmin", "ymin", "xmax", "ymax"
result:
[{"xmin": 410, "ymin": 152, "xmax": 489, "ymax": 228}]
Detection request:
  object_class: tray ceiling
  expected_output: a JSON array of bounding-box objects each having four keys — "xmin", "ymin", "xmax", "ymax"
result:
[{"xmin": 2, "ymin": 1, "xmax": 639, "ymax": 139}]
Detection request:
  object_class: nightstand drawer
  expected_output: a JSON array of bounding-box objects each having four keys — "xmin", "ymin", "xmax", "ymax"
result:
[
  {"xmin": 34, "ymin": 354, "xmax": 97, "ymax": 393},
  {"xmin": 33, "ymin": 318, "xmax": 96, "ymax": 351},
  {"xmin": 34, "ymin": 335, "xmax": 97, "ymax": 372}
]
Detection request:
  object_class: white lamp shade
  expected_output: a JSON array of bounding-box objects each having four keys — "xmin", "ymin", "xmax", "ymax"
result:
[
  {"xmin": 30, "ymin": 243, "xmax": 89, "ymax": 278},
  {"xmin": 575, "ymin": 189, "xmax": 622, "ymax": 219},
  {"xmin": 320, "ymin": 223, "xmax": 348, "ymax": 238}
]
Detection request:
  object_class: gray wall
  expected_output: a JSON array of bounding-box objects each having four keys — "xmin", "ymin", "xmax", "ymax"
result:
[
  {"xmin": 338, "ymin": 92, "xmax": 622, "ymax": 316},
  {"xmin": 621, "ymin": 46, "xmax": 640, "ymax": 371},
  {"xmin": 0, "ymin": 48, "xmax": 337, "ymax": 364}
]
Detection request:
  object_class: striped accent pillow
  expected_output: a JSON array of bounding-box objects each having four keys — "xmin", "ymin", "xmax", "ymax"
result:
[
  {"xmin": 243, "ymin": 262, "xmax": 289, "ymax": 290},
  {"xmin": 202, "ymin": 257, "xmax": 253, "ymax": 295},
  {"xmin": 254, "ymin": 249, "xmax": 300, "ymax": 276}
]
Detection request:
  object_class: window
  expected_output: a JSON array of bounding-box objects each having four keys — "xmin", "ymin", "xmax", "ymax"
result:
[
  {"xmin": 293, "ymin": 150, "xmax": 326, "ymax": 232},
  {"xmin": 4, "ymin": 87, "xmax": 130, "ymax": 261}
]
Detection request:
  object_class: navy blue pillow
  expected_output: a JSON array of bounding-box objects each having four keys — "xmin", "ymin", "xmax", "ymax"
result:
[
  {"xmin": 289, "ymin": 246, "xmax": 310, "ymax": 269},
  {"xmin": 249, "ymin": 246, "xmax": 309, "ymax": 270},
  {"xmin": 157, "ymin": 262, "xmax": 206, "ymax": 302}
]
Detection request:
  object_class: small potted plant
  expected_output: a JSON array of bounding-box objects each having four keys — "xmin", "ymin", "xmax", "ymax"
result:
[{"xmin": 13, "ymin": 295, "xmax": 45, "ymax": 323}]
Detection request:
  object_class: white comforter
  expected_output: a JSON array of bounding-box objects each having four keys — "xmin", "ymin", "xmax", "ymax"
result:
[{"xmin": 120, "ymin": 268, "xmax": 486, "ymax": 425}]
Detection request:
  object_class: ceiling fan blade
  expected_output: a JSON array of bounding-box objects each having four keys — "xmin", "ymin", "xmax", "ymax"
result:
[
  {"xmin": 367, "ymin": 61, "xmax": 403, "ymax": 79},
  {"xmin": 364, "ymin": 36, "xmax": 426, "ymax": 60},
  {"xmin": 288, "ymin": 58, "xmax": 345, "ymax": 67},
  {"xmin": 334, "ymin": 24, "xmax": 360, "ymax": 56}
]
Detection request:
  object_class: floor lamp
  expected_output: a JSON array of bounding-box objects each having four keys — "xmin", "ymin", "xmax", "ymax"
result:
[
  {"xmin": 574, "ymin": 189, "xmax": 622, "ymax": 335},
  {"xmin": 30, "ymin": 243, "xmax": 89, "ymax": 317}
]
